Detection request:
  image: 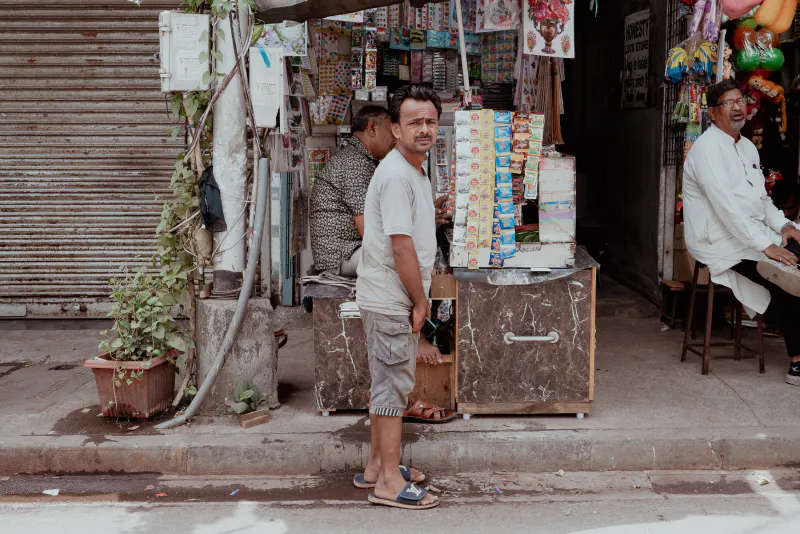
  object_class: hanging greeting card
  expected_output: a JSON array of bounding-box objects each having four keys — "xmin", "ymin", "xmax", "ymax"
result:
[
  {"xmin": 449, "ymin": 0, "xmax": 476, "ymax": 32},
  {"xmin": 523, "ymin": 0, "xmax": 575, "ymax": 58},
  {"xmin": 477, "ymin": 0, "xmax": 521, "ymax": 32}
]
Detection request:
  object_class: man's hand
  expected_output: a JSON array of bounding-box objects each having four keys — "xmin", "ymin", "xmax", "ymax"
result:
[
  {"xmin": 417, "ymin": 335, "xmax": 443, "ymax": 365},
  {"xmin": 411, "ymin": 302, "xmax": 429, "ymax": 334},
  {"xmin": 781, "ymin": 223, "xmax": 800, "ymax": 247},
  {"xmin": 765, "ymin": 244, "xmax": 799, "ymax": 266},
  {"xmin": 434, "ymin": 195, "xmax": 453, "ymax": 226}
]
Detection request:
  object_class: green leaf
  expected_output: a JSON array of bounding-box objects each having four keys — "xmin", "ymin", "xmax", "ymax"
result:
[
  {"xmin": 153, "ymin": 325, "xmax": 166, "ymax": 340},
  {"xmin": 165, "ymin": 334, "xmax": 186, "ymax": 352},
  {"xmin": 216, "ymin": 27, "xmax": 225, "ymax": 40},
  {"xmin": 238, "ymin": 389, "xmax": 254, "ymax": 401},
  {"xmin": 111, "ymin": 338, "xmax": 124, "ymax": 348},
  {"xmin": 202, "ymin": 70, "xmax": 215, "ymax": 86},
  {"xmin": 233, "ymin": 381, "xmax": 248, "ymax": 399},
  {"xmin": 186, "ymin": 386, "xmax": 198, "ymax": 396},
  {"xmin": 199, "ymin": 29, "xmax": 209, "ymax": 42},
  {"xmin": 230, "ymin": 401, "xmax": 249, "ymax": 414},
  {"xmin": 126, "ymin": 379, "xmax": 133, "ymax": 385},
  {"xmin": 169, "ymin": 126, "xmax": 183, "ymax": 138},
  {"xmin": 198, "ymin": 51, "xmax": 208, "ymax": 62},
  {"xmin": 250, "ymin": 24, "xmax": 264, "ymax": 47},
  {"xmin": 212, "ymin": 50, "xmax": 224, "ymax": 62}
]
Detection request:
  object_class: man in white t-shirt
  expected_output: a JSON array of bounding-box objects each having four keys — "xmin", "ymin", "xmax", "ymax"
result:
[{"xmin": 354, "ymin": 86, "xmax": 441, "ymax": 510}]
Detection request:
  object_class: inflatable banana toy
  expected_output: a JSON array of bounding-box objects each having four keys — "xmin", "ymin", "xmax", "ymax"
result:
[{"xmin": 754, "ymin": 0, "xmax": 799, "ymax": 34}]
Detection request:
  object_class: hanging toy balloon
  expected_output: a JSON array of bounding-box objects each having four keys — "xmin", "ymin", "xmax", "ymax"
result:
[
  {"xmin": 665, "ymin": 47, "xmax": 688, "ymax": 84},
  {"xmin": 694, "ymin": 41, "xmax": 718, "ymax": 80},
  {"xmin": 736, "ymin": 48, "xmax": 760, "ymax": 71},
  {"xmin": 756, "ymin": 28, "xmax": 780, "ymax": 49},
  {"xmin": 723, "ymin": 0, "xmax": 765, "ymax": 20},
  {"xmin": 736, "ymin": 17, "xmax": 758, "ymax": 28},
  {"xmin": 760, "ymin": 48, "xmax": 785, "ymax": 71},
  {"xmin": 733, "ymin": 26, "xmax": 756, "ymax": 50}
]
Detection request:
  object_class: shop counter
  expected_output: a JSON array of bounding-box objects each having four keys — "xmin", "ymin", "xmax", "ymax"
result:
[
  {"xmin": 308, "ymin": 283, "xmax": 457, "ymax": 416},
  {"xmin": 455, "ymin": 248, "xmax": 598, "ymax": 418}
]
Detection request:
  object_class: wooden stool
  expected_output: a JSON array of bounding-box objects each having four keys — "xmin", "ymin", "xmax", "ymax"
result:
[
  {"xmin": 681, "ymin": 262, "xmax": 765, "ymax": 375},
  {"xmin": 660, "ymin": 279, "xmax": 686, "ymax": 329}
]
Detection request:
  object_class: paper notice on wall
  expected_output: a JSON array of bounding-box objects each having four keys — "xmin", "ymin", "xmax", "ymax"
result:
[
  {"xmin": 621, "ymin": 10, "xmax": 649, "ymax": 109},
  {"xmin": 175, "ymin": 50, "xmax": 205, "ymax": 82},
  {"xmin": 250, "ymin": 47, "xmax": 284, "ymax": 128},
  {"xmin": 174, "ymin": 17, "xmax": 200, "ymax": 48}
]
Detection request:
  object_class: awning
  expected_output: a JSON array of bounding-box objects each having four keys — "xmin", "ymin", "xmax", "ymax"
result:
[{"xmin": 255, "ymin": 0, "xmax": 445, "ymax": 24}]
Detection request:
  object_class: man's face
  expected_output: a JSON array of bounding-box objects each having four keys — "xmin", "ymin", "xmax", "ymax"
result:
[
  {"xmin": 372, "ymin": 116, "xmax": 395, "ymax": 160},
  {"xmin": 710, "ymin": 88, "xmax": 746, "ymax": 133},
  {"xmin": 392, "ymin": 99, "xmax": 439, "ymax": 155}
]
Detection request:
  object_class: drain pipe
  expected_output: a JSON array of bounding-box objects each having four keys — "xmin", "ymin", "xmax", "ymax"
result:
[{"xmin": 158, "ymin": 157, "xmax": 270, "ymax": 430}]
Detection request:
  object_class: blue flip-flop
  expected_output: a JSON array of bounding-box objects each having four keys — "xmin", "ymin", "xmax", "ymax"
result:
[
  {"xmin": 353, "ymin": 465, "xmax": 422, "ymax": 488},
  {"xmin": 368, "ymin": 481, "xmax": 439, "ymax": 510}
]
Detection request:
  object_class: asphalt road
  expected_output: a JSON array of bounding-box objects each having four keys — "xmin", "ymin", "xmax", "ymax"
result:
[{"xmin": 2, "ymin": 470, "xmax": 800, "ymax": 533}]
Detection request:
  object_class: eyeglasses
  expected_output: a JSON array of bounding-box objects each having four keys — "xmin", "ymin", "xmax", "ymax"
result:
[{"xmin": 716, "ymin": 97, "xmax": 747, "ymax": 109}]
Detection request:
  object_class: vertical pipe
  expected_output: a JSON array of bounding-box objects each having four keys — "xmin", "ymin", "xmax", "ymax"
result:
[
  {"xmin": 212, "ymin": 14, "xmax": 249, "ymax": 292},
  {"xmin": 454, "ymin": 0, "xmax": 471, "ymax": 104}
]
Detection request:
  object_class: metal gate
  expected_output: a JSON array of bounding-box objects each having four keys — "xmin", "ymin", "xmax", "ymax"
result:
[{"xmin": 0, "ymin": 0, "xmax": 182, "ymax": 317}]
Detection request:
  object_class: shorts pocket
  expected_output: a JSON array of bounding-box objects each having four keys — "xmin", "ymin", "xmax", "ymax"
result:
[{"xmin": 373, "ymin": 320, "xmax": 412, "ymax": 365}]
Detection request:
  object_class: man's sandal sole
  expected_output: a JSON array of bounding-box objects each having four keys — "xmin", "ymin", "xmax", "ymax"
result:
[
  {"xmin": 402, "ymin": 414, "xmax": 457, "ymax": 424},
  {"xmin": 367, "ymin": 494, "xmax": 440, "ymax": 510}
]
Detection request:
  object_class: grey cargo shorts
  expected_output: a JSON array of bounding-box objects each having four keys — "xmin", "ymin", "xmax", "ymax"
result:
[{"xmin": 361, "ymin": 309, "xmax": 418, "ymax": 417}]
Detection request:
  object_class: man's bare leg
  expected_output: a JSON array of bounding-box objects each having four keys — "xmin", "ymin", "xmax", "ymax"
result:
[
  {"xmin": 372, "ymin": 415, "xmax": 437, "ymax": 506},
  {"xmin": 362, "ymin": 413, "xmax": 424, "ymax": 484}
]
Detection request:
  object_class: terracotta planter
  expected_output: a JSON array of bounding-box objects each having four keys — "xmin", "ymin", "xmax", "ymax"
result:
[{"xmin": 84, "ymin": 352, "xmax": 177, "ymax": 419}]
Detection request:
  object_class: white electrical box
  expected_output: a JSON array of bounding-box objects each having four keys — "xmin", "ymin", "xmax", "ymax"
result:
[
  {"xmin": 159, "ymin": 11, "xmax": 210, "ymax": 93},
  {"xmin": 249, "ymin": 47, "xmax": 284, "ymax": 129}
]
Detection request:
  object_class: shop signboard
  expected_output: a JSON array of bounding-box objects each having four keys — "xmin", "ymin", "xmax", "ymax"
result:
[{"xmin": 621, "ymin": 9, "xmax": 649, "ymax": 109}]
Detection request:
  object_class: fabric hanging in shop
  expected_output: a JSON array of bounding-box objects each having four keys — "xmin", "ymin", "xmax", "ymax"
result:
[
  {"xmin": 256, "ymin": 0, "xmax": 447, "ymax": 24},
  {"xmin": 198, "ymin": 167, "xmax": 228, "ymax": 233}
]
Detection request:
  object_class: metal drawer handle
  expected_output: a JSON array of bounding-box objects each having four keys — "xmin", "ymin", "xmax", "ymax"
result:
[{"xmin": 504, "ymin": 331, "xmax": 560, "ymax": 345}]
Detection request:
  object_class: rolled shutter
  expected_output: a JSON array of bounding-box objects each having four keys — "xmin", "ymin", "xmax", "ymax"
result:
[{"xmin": 0, "ymin": 0, "xmax": 183, "ymax": 317}]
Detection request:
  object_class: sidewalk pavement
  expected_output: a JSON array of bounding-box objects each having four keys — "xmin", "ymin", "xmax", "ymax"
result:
[{"xmin": 2, "ymin": 283, "xmax": 800, "ymax": 476}]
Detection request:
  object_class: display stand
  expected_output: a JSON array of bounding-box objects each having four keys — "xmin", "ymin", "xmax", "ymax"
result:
[{"xmin": 454, "ymin": 248, "xmax": 598, "ymax": 417}]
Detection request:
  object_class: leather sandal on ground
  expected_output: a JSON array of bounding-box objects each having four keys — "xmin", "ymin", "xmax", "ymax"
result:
[
  {"xmin": 403, "ymin": 398, "xmax": 457, "ymax": 424},
  {"xmin": 353, "ymin": 465, "xmax": 424, "ymax": 489},
  {"xmin": 368, "ymin": 482, "xmax": 439, "ymax": 510}
]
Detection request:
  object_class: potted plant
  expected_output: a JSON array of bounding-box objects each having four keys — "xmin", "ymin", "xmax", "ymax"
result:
[
  {"xmin": 226, "ymin": 381, "xmax": 269, "ymax": 428},
  {"xmin": 85, "ymin": 268, "xmax": 191, "ymax": 419}
]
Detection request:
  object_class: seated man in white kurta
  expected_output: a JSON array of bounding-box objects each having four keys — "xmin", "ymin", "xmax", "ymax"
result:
[{"xmin": 683, "ymin": 79, "xmax": 800, "ymax": 386}]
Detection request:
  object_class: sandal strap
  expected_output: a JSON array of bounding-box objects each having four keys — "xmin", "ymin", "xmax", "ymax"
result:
[{"xmin": 397, "ymin": 482, "xmax": 427, "ymax": 503}]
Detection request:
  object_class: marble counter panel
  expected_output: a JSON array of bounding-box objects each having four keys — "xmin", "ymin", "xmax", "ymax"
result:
[{"xmin": 457, "ymin": 270, "xmax": 593, "ymax": 404}]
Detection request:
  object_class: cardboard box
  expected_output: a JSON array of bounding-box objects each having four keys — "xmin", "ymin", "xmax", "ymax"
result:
[
  {"xmin": 673, "ymin": 223, "xmax": 709, "ymax": 285},
  {"xmin": 430, "ymin": 274, "xmax": 456, "ymax": 299}
]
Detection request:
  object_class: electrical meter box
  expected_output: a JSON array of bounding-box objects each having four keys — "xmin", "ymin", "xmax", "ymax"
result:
[
  {"xmin": 249, "ymin": 47, "xmax": 284, "ymax": 129},
  {"xmin": 159, "ymin": 11, "xmax": 210, "ymax": 93}
]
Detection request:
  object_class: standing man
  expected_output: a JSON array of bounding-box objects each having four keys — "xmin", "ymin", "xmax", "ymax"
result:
[
  {"xmin": 309, "ymin": 105, "xmax": 395, "ymax": 276},
  {"xmin": 683, "ymin": 79, "xmax": 800, "ymax": 385},
  {"xmin": 356, "ymin": 86, "xmax": 441, "ymax": 509}
]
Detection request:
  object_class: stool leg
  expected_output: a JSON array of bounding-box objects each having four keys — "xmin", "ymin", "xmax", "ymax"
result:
[
  {"xmin": 734, "ymin": 303, "xmax": 742, "ymax": 360},
  {"xmin": 670, "ymin": 292, "xmax": 678, "ymax": 329},
  {"xmin": 757, "ymin": 315, "xmax": 766, "ymax": 374},
  {"xmin": 703, "ymin": 281, "xmax": 715, "ymax": 375},
  {"xmin": 682, "ymin": 271, "xmax": 700, "ymax": 362}
]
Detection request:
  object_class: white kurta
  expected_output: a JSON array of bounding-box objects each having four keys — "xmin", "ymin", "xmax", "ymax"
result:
[{"xmin": 682, "ymin": 124, "xmax": 792, "ymax": 315}]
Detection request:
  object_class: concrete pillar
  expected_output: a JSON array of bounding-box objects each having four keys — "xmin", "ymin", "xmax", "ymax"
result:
[
  {"xmin": 196, "ymin": 298, "xmax": 279, "ymax": 415},
  {"xmin": 212, "ymin": 13, "xmax": 249, "ymax": 292}
]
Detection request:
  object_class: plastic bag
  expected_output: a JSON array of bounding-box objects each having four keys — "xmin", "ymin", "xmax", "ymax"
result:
[
  {"xmin": 666, "ymin": 33, "xmax": 717, "ymax": 84},
  {"xmin": 690, "ymin": 0, "xmax": 723, "ymax": 42},
  {"xmin": 732, "ymin": 25, "xmax": 784, "ymax": 73}
]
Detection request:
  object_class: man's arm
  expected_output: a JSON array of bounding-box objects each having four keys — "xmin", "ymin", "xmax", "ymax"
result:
[
  {"xmin": 693, "ymin": 150, "xmax": 776, "ymax": 253},
  {"xmin": 390, "ymin": 235, "xmax": 429, "ymax": 333},
  {"xmin": 354, "ymin": 215, "xmax": 365, "ymax": 237}
]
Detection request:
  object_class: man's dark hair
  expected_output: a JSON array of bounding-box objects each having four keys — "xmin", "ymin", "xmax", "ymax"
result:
[
  {"xmin": 352, "ymin": 105, "xmax": 389, "ymax": 133},
  {"xmin": 389, "ymin": 85, "xmax": 442, "ymax": 123},
  {"xmin": 771, "ymin": 179, "xmax": 800, "ymax": 207},
  {"xmin": 707, "ymin": 79, "xmax": 741, "ymax": 107}
]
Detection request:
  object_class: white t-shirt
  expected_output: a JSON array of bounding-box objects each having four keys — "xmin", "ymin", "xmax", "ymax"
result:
[{"xmin": 356, "ymin": 149, "xmax": 437, "ymax": 316}]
